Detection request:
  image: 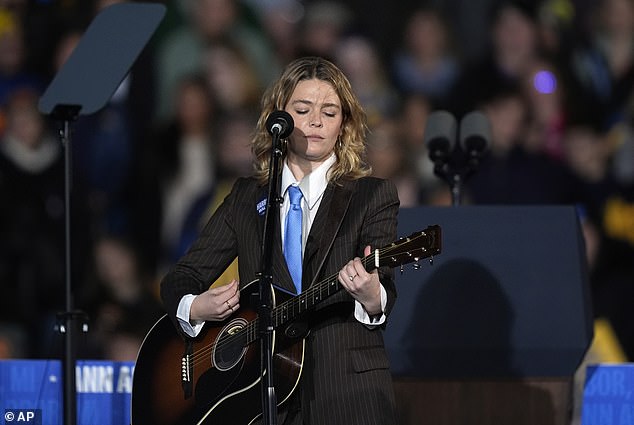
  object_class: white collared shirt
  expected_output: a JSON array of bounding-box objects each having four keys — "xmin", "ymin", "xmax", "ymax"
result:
[{"xmin": 279, "ymin": 153, "xmax": 335, "ymax": 253}]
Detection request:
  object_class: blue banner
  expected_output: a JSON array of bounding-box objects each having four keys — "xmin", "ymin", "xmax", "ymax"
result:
[
  {"xmin": 0, "ymin": 360, "xmax": 133, "ymax": 425},
  {"xmin": 581, "ymin": 364, "xmax": 634, "ymax": 425}
]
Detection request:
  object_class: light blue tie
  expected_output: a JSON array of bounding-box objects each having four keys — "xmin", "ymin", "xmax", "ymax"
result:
[{"xmin": 284, "ymin": 185, "xmax": 303, "ymax": 294}]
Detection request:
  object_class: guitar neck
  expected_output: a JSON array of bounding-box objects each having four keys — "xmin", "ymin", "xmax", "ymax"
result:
[
  {"xmin": 242, "ymin": 256, "xmax": 376, "ymax": 346},
  {"xmin": 242, "ymin": 225, "xmax": 440, "ymax": 346},
  {"xmin": 273, "ymin": 255, "xmax": 377, "ymax": 327}
]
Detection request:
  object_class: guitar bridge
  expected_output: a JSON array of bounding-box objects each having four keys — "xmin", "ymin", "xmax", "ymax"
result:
[
  {"xmin": 181, "ymin": 342, "xmax": 193, "ymax": 399},
  {"xmin": 181, "ymin": 354, "xmax": 191, "ymax": 383}
]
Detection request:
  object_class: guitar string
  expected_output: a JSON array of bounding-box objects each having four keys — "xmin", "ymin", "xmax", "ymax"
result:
[{"xmin": 185, "ymin": 231, "xmax": 431, "ymax": 368}]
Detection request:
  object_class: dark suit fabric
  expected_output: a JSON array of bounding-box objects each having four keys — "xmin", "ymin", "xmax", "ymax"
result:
[{"xmin": 161, "ymin": 175, "xmax": 400, "ymax": 425}]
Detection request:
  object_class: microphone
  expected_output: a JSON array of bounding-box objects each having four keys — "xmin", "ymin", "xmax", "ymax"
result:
[
  {"xmin": 459, "ymin": 111, "xmax": 491, "ymax": 157},
  {"xmin": 424, "ymin": 110, "xmax": 457, "ymax": 163},
  {"xmin": 266, "ymin": 110, "xmax": 294, "ymax": 139}
]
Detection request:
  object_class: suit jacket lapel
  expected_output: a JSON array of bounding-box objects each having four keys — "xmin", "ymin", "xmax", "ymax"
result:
[
  {"xmin": 260, "ymin": 180, "xmax": 355, "ymax": 294},
  {"xmin": 304, "ymin": 180, "xmax": 355, "ymax": 289}
]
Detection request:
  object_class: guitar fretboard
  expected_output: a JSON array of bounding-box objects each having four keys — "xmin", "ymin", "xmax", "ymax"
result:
[
  {"xmin": 240, "ymin": 226, "xmax": 440, "ymax": 347},
  {"xmin": 241, "ymin": 255, "xmax": 379, "ymax": 345}
]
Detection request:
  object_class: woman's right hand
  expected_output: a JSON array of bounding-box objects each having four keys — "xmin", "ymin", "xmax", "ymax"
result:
[{"xmin": 190, "ymin": 279, "xmax": 240, "ymax": 322}]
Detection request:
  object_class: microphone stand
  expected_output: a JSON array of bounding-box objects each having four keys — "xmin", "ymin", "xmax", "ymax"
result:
[
  {"xmin": 257, "ymin": 129, "xmax": 285, "ymax": 425},
  {"xmin": 432, "ymin": 147, "xmax": 485, "ymax": 207},
  {"xmin": 449, "ymin": 173, "xmax": 463, "ymax": 207}
]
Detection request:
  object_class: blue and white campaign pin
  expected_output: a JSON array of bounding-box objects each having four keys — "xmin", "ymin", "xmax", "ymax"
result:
[{"xmin": 256, "ymin": 197, "xmax": 267, "ymax": 216}]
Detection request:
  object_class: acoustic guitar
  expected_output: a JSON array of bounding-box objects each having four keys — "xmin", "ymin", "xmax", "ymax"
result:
[{"xmin": 131, "ymin": 225, "xmax": 441, "ymax": 425}]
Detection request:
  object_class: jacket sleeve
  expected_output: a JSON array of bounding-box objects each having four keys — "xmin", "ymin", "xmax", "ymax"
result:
[{"xmin": 159, "ymin": 178, "xmax": 246, "ymax": 334}]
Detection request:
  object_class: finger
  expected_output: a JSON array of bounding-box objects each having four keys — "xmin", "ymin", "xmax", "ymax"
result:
[
  {"xmin": 343, "ymin": 268, "xmax": 364, "ymax": 294},
  {"xmin": 351, "ymin": 258, "xmax": 366, "ymax": 279},
  {"xmin": 224, "ymin": 299, "xmax": 235, "ymax": 313},
  {"xmin": 345, "ymin": 263, "xmax": 359, "ymax": 282},
  {"xmin": 228, "ymin": 290, "xmax": 240, "ymax": 304},
  {"xmin": 338, "ymin": 269, "xmax": 352, "ymax": 291},
  {"xmin": 227, "ymin": 293, "xmax": 240, "ymax": 311}
]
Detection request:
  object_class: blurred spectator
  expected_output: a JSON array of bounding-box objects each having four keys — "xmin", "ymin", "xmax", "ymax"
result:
[
  {"xmin": 464, "ymin": 86, "xmax": 577, "ymax": 205},
  {"xmin": 396, "ymin": 93, "xmax": 454, "ymax": 206},
  {"xmin": 450, "ymin": 0, "xmax": 542, "ymax": 116},
  {"xmin": 0, "ymin": 88, "xmax": 65, "ymax": 357},
  {"xmin": 0, "ymin": 323, "xmax": 26, "ymax": 358},
  {"xmin": 608, "ymin": 123, "xmax": 634, "ymax": 186},
  {"xmin": 562, "ymin": 125, "xmax": 612, "ymax": 189},
  {"xmin": 334, "ymin": 35, "xmax": 400, "ymax": 127},
  {"xmin": 296, "ymin": 0, "xmax": 352, "ymax": 62},
  {"xmin": 202, "ymin": 40, "xmax": 263, "ymax": 116},
  {"xmin": 133, "ymin": 74, "xmax": 216, "ymax": 276},
  {"xmin": 0, "ymin": 8, "xmax": 44, "ymax": 134},
  {"xmin": 569, "ymin": 0, "xmax": 634, "ymax": 129},
  {"xmin": 521, "ymin": 58, "xmax": 568, "ymax": 160},
  {"xmin": 366, "ymin": 119, "xmax": 421, "ymax": 207},
  {"xmin": 155, "ymin": 0, "xmax": 275, "ymax": 119},
  {"xmin": 535, "ymin": 0, "xmax": 577, "ymax": 58},
  {"xmin": 246, "ymin": 0, "xmax": 304, "ymax": 66},
  {"xmin": 431, "ymin": 0, "xmax": 497, "ymax": 63},
  {"xmin": 399, "ymin": 93, "xmax": 433, "ymax": 154},
  {"xmin": 560, "ymin": 124, "xmax": 634, "ymax": 361},
  {"xmin": 80, "ymin": 235, "xmax": 163, "ymax": 360},
  {"xmin": 215, "ymin": 110, "xmax": 256, "ymax": 184},
  {"xmin": 391, "ymin": 6, "xmax": 459, "ymax": 108}
]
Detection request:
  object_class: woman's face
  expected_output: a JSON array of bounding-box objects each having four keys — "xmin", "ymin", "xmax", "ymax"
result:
[{"xmin": 284, "ymin": 78, "xmax": 343, "ymax": 171}]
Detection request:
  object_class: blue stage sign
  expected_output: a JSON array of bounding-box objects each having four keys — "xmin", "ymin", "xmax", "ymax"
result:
[
  {"xmin": 582, "ymin": 364, "xmax": 634, "ymax": 425},
  {"xmin": 0, "ymin": 360, "xmax": 134, "ymax": 425}
]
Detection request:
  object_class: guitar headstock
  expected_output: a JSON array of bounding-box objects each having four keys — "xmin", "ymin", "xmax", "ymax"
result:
[{"xmin": 378, "ymin": 225, "xmax": 441, "ymax": 270}]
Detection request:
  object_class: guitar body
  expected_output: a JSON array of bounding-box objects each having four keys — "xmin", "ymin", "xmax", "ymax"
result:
[{"xmin": 131, "ymin": 284, "xmax": 304, "ymax": 425}]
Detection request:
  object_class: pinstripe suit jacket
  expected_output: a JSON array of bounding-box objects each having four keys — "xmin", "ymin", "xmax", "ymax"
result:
[{"xmin": 161, "ymin": 175, "xmax": 400, "ymax": 425}]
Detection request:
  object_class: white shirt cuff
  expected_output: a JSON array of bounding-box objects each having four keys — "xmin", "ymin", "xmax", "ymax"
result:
[
  {"xmin": 177, "ymin": 294, "xmax": 205, "ymax": 337},
  {"xmin": 354, "ymin": 284, "xmax": 387, "ymax": 327}
]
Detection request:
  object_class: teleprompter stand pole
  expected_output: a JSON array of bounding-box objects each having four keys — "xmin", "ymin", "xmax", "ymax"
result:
[{"xmin": 51, "ymin": 104, "xmax": 89, "ymax": 425}]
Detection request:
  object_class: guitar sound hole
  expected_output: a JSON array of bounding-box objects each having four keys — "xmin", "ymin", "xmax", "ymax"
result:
[{"xmin": 213, "ymin": 318, "xmax": 248, "ymax": 371}]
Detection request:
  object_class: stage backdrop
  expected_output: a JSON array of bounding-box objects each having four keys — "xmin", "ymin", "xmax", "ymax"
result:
[{"xmin": 384, "ymin": 205, "xmax": 593, "ymax": 378}]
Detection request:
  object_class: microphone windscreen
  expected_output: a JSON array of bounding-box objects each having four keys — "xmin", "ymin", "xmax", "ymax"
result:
[
  {"xmin": 424, "ymin": 110, "xmax": 457, "ymax": 160},
  {"xmin": 266, "ymin": 110, "xmax": 294, "ymax": 138},
  {"xmin": 459, "ymin": 111, "xmax": 491, "ymax": 154}
]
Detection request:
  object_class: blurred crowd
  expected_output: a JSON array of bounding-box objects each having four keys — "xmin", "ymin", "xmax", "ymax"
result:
[{"xmin": 0, "ymin": 0, "xmax": 633, "ymax": 365}]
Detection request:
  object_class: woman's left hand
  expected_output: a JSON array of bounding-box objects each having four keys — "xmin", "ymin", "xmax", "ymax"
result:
[{"xmin": 338, "ymin": 245, "xmax": 382, "ymax": 315}]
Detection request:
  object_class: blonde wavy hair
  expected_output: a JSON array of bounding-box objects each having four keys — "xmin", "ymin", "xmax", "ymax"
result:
[{"xmin": 252, "ymin": 57, "xmax": 371, "ymax": 185}]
